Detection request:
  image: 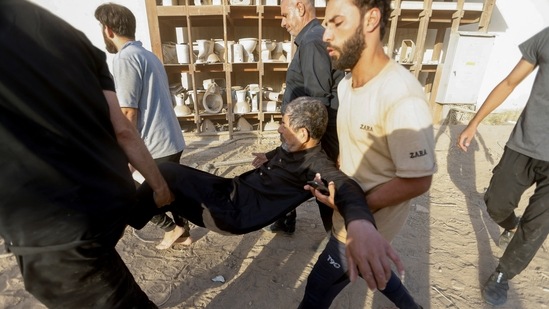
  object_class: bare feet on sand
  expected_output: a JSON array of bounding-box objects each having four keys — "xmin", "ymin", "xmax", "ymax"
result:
[
  {"xmin": 174, "ymin": 235, "xmax": 193, "ymax": 246},
  {"xmin": 156, "ymin": 225, "xmax": 192, "ymax": 250}
]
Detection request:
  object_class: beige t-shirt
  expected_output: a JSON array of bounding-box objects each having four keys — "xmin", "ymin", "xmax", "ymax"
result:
[{"xmin": 333, "ymin": 60, "xmax": 437, "ymax": 243}]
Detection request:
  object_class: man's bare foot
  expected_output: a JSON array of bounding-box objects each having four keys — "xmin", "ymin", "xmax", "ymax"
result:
[
  {"xmin": 156, "ymin": 225, "xmax": 184, "ymax": 250},
  {"xmin": 174, "ymin": 235, "xmax": 193, "ymax": 246}
]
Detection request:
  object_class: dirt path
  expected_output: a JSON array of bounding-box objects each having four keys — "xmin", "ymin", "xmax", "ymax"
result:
[{"xmin": 1, "ymin": 125, "xmax": 548, "ymax": 308}]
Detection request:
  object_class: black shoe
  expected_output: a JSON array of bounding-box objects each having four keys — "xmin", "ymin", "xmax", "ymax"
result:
[
  {"xmin": 263, "ymin": 219, "xmax": 295, "ymax": 235},
  {"xmin": 482, "ymin": 271, "xmax": 509, "ymax": 306}
]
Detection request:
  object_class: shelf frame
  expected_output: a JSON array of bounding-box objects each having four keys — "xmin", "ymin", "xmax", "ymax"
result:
[{"xmin": 147, "ymin": 0, "xmax": 497, "ymax": 135}]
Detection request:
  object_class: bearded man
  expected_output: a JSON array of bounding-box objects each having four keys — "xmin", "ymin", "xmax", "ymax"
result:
[{"xmin": 299, "ymin": 0, "xmax": 436, "ymax": 308}]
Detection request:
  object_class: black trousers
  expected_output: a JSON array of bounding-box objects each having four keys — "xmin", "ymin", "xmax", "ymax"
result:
[
  {"xmin": 484, "ymin": 147, "xmax": 549, "ymax": 279},
  {"xmin": 10, "ymin": 218, "xmax": 156, "ymax": 308},
  {"xmin": 135, "ymin": 163, "xmax": 303, "ymax": 235},
  {"xmin": 150, "ymin": 151, "xmax": 190, "ymax": 233},
  {"xmin": 299, "ymin": 235, "xmax": 418, "ymax": 309},
  {"xmin": 136, "ymin": 163, "xmax": 242, "ymax": 234}
]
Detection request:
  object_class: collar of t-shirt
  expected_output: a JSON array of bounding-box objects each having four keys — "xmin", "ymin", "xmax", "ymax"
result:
[{"xmin": 120, "ymin": 40, "xmax": 143, "ymax": 52}]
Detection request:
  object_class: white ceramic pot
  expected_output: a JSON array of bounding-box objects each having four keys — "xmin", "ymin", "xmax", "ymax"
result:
[
  {"xmin": 249, "ymin": 90, "xmax": 259, "ymax": 112},
  {"xmin": 235, "ymin": 89, "xmax": 247, "ymax": 103},
  {"xmin": 272, "ymin": 42, "xmax": 285, "ymax": 61},
  {"xmin": 239, "ymin": 38, "xmax": 258, "ymax": 62},
  {"xmin": 282, "ymin": 41, "xmax": 293, "ymax": 63},
  {"xmin": 232, "ymin": 43, "xmax": 244, "ymax": 63},
  {"xmin": 213, "ymin": 39, "xmax": 225, "ymax": 62},
  {"xmin": 176, "ymin": 43, "xmax": 190, "ymax": 64},
  {"xmin": 203, "ymin": 92, "xmax": 223, "ymax": 113},
  {"xmin": 196, "ymin": 39, "xmax": 213, "ymax": 63},
  {"xmin": 263, "ymin": 90, "xmax": 280, "ymax": 101},
  {"xmin": 262, "ymin": 100, "xmax": 278, "ymax": 112}
]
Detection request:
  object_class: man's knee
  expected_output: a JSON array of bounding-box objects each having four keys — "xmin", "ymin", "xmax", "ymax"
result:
[{"xmin": 484, "ymin": 189, "xmax": 510, "ymax": 223}]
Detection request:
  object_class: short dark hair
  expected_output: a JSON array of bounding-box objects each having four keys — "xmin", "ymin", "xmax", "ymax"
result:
[
  {"xmin": 95, "ymin": 3, "xmax": 136, "ymax": 39},
  {"xmin": 352, "ymin": 0, "xmax": 391, "ymax": 39},
  {"xmin": 282, "ymin": 97, "xmax": 328, "ymax": 140}
]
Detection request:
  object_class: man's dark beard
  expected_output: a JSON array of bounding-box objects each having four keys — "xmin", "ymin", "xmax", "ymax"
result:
[
  {"xmin": 103, "ymin": 32, "xmax": 118, "ymax": 54},
  {"xmin": 330, "ymin": 23, "xmax": 365, "ymax": 71}
]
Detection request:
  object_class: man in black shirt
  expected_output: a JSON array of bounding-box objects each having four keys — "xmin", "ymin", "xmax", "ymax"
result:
[
  {"xmin": 135, "ymin": 98, "xmax": 405, "ymax": 290},
  {"xmin": 137, "ymin": 98, "xmax": 367, "ymax": 234},
  {"xmin": 268, "ymin": 0, "xmax": 345, "ymax": 235},
  {"xmin": 0, "ymin": 1, "xmax": 172, "ymax": 307}
]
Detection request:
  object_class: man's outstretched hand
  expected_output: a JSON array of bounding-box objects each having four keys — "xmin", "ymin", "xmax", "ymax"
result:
[{"xmin": 345, "ymin": 219, "xmax": 405, "ymax": 291}]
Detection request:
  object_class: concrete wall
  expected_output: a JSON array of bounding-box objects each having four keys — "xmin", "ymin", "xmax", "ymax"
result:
[
  {"xmin": 476, "ymin": 0, "xmax": 549, "ymax": 111},
  {"xmin": 31, "ymin": 0, "xmax": 549, "ymax": 112}
]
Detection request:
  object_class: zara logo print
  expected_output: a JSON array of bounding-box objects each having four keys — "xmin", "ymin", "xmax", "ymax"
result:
[
  {"xmin": 359, "ymin": 124, "xmax": 373, "ymax": 131},
  {"xmin": 410, "ymin": 149, "xmax": 428, "ymax": 159}
]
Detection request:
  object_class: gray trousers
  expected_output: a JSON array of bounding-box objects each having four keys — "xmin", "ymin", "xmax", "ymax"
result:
[{"xmin": 484, "ymin": 147, "xmax": 549, "ymax": 279}]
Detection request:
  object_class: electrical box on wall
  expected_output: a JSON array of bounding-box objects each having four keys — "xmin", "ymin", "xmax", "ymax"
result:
[{"xmin": 436, "ymin": 32, "xmax": 495, "ymax": 104}]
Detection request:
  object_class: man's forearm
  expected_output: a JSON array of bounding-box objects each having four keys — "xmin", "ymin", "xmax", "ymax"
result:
[
  {"xmin": 366, "ymin": 176, "xmax": 432, "ymax": 211},
  {"xmin": 335, "ymin": 179, "xmax": 376, "ymax": 228},
  {"xmin": 103, "ymin": 90, "xmax": 169, "ymax": 195}
]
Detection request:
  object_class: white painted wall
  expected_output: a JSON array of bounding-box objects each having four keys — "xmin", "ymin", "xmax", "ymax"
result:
[
  {"xmin": 29, "ymin": 0, "xmax": 151, "ymax": 73},
  {"xmin": 30, "ymin": 0, "xmax": 549, "ymax": 112},
  {"xmin": 474, "ymin": 0, "xmax": 549, "ymax": 111}
]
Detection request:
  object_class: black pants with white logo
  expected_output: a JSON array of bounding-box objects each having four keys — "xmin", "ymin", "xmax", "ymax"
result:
[{"xmin": 299, "ymin": 234, "xmax": 419, "ymax": 309}]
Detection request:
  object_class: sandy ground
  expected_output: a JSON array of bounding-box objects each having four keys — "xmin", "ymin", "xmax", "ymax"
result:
[{"xmin": 1, "ymin": 124, "xmax": 548, "ymax": 309}]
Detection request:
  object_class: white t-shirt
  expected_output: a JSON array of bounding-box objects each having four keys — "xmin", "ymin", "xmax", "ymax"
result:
[{"xmin": 333, "ymin": 60, "xmax": 437, "ymax": 243}]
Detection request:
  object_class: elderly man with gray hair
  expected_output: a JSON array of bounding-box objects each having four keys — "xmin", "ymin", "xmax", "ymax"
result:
[{"xmin": 135, "ymin": 98, "xmax": 408, "ymax": 300}]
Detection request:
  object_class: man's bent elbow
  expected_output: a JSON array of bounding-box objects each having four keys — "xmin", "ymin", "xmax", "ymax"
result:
[
  {"xmin": 416, "ymin": 175, "xmax": 433, "ymax": 196},
  {"xmin": 115, "ymin": 127, "xmax": 138, "ymax": 146}
]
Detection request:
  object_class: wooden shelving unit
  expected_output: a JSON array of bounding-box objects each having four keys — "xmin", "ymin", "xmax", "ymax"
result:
[
  {"xmin": 146, "ymin": 0, "xmax": 291, "ymax": 136},
  {"xmin": 145, "ymin": 0, "xmax": 496, "ymax": 136},
  {"xmin": 384, "ymin": 0, "xmax": 495, "ymax": 122}
]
